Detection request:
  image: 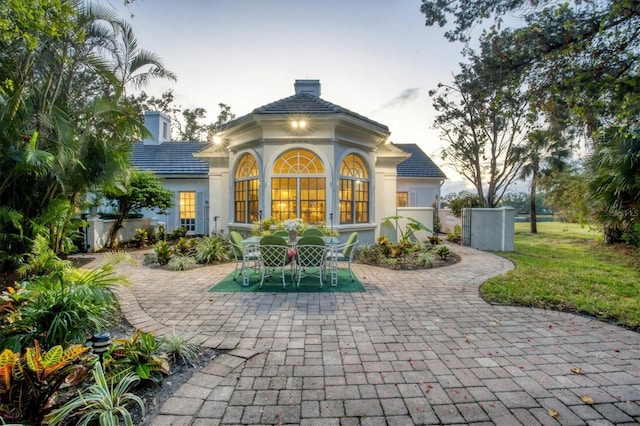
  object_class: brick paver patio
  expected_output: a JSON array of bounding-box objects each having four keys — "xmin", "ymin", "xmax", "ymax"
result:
[{"xmin": 93, "ymin": 245, "xmax": 640, "ymax": 425}]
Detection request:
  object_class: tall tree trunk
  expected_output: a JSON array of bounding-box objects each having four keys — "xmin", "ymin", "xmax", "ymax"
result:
[
  {"xmin": 108, "ymin": 209, "xmax": 127, "ymax": 248},
  {"xmin": 530, "ymin": 172, "xmax": 538, "ymax": 234}
]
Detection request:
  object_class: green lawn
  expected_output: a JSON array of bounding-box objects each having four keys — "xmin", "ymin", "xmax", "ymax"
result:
[{"xmin": 481, "ymin": 222, "xmax": 640, "ymax": 330}]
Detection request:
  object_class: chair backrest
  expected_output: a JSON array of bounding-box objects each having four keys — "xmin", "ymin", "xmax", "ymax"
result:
[
  {"xmin": 302, "ymin": 228, "xmax": 323, "ymax": 237},
  {"xmin": 273, "ymin": 230, "xmax": 289, "ymax": 238},
  {"xmin": 297, "ymin": 236, "xmax": 325, "ymax": 246},
  {"xmin": 295, "ymin": 236, "xmax": 326, "ymax": 268},
  {"xmin": 229, "ymin": 231, "xmax": 244, "ymax": 257},
  {"xmin": 259, "ymin": 235, "xmax": 290, "ymax": 267},
  {"xmin": 342, "ymin": 232, "xmax": 358, "ymax": 258},
  {"xmin": 260, "ymin": 235, "xmax": 288, "ymax": 246}
]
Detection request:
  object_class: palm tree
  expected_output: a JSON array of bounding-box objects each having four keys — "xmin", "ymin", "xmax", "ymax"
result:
[
  {"xmin": 0, "ymin": 1, "xmax": 175, "ymax": 261},
  {"xmin": 587, "ymin": 126, "xmax": 640, "ymax": 243},
  {"xmin": 519, "ymin": 129, "xmax": 572, "ymax": 233}
]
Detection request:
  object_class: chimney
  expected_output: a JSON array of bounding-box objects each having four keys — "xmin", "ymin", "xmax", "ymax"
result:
[
  {"xmin": 143, "ymin": 111, "xmax": 171, "ymax": 145},
  {"xmin": 294, "ymin": 79, "xmax": 321, "ymax": 97}
]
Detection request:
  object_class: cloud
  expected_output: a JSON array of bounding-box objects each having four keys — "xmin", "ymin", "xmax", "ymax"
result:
[{"xmin": 372, "ymin": 88, "xmax": 420, "ymax": 113}]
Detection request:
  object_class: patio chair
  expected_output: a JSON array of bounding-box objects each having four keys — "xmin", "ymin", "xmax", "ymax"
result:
[
  {"xmin": 294, "ymin": 236, "xmax": 326, "ymax": 288},
  {"xmin": 302, "ymin": 228, "xmax": 324, "ymax": 237},
  {"xmin": 327, "ymin": 231, "xmax": 358, "ymax": 281},
  {"xmin": 259, "ymin": 235, "xmax": 294, "ymax": 288},
  {"xmin": 229, "ymin": 231, "xmax": 259, "ymax": 282}
]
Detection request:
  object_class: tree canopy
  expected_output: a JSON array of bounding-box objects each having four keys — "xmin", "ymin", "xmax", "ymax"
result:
[
  {"xmin": 0, "ymin": 0, "xmax": 175, "ymax": 265},
  {"xmin": 430, "ymin": 46, "xmax": 532, "ymax": 208},
  {"xmin": 102, "ymin": 169, "xmax": 173, "ymax": 248},
  {"xmin": 422, "ymin": 0, "xmax": 640, "ymax": 242}
]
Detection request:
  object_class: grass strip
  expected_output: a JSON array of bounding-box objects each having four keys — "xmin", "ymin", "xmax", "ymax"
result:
[{"xmin": 481, "ymin": 222, "xmax": 640, "ymax": 330}]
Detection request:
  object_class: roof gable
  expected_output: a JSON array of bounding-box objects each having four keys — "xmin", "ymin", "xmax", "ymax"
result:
[
  {"xmin": 131, "ymin": 142, "xmax": 210, "ymax": 175},
  {"xmin": 395, "ymin": 143, "xmax": 447, "ymax": 179}
]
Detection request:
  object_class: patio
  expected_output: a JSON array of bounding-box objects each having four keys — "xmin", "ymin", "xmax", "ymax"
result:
[{"xmin": 97, "ymin": 245, "xmax": 640, "ymax": 425}]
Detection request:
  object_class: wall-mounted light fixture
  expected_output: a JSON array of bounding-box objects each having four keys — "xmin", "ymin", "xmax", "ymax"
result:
[{"xmin": 290, "ymin": 120, "xmax": 306, "ymax": 129}]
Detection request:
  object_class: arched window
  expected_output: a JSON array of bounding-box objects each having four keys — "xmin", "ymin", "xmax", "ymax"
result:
[
  {"xmin": 234, "ymin": 153, "xmax": 259, "ymax": 223},
  {"xmin": 271, "ymin": 149, "xmax": 325, "ymax": 223},
  {"xmin": 339, "ymin": 153, "xmax": 369, "ymax": 224}
]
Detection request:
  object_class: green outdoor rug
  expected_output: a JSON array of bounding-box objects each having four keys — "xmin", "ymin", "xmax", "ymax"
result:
[{"xmin": 210, "ymin": 268, "xmax": 365, "ymax": 292}]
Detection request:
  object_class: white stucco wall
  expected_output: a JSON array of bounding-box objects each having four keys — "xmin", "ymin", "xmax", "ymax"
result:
[{"xmin": 85, "ymin": 217, "xmax": 153, "ymax": 252}]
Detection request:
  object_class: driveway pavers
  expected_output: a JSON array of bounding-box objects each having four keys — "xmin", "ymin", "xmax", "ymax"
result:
[{"xmin": 92, "ymin": 245, "xmax": 640, "ymax": 425}]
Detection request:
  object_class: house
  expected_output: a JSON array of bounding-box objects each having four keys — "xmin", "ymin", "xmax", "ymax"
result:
[{"xmin": 132, "ymin": 80, "xmax": 446, "ymax": 243}]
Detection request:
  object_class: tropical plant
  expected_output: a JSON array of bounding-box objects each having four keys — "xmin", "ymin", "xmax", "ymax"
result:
[
  {"xmin": 381, "ymin": 215, "xmax": 432, "ymax": 243},
  {"xmin": 1, "ymin": 253, "xmax": 132, "ymax": 352},
  {"xmin": 435, "ymin": 245, "xmax": 451, "ymax": 259},
  {"xmin": 417, "ymin": 251, "xmax": 437, "ymax": 268},
  {"xmin": 131, "ymin": 228, "xmax": 148, "ymax": 248},
  {"xmin": 171, "ymin": 226, "xmax": 188, "ymax": 239},
  {"xmin": 174, "ymin": 237, "xmax": 196, "ymax": 256},
  {"xmin": 47, "ymin": 361, "xmax": 144, "ymax": 426},
  {"xmin": 160, "ymin": 331, "xmax": 201, "ymax": 367},
  {"xmin": 153, "ymin": 240, "xmax": 173, "ymax": 266},
  {"xmin": 0, "ymin": 207, "xmax": 26, "ymax": 270},
  {"xmin": 16, "ymin": 234, "xmax": 72, "ymax": 277},
  {"xmin": 427, "ymin": 235, "xmax": 442, "ymax": 245},
  {"xmin": 142, "ymin": 252, "xmax": 158, "ymax": 266},
  {"xmin": 0, "ymin": 1, "xmax": 167, "ymax": 263},
  {"xmin": 31, "ymin": 198, "xmax": 87, "ymax": 254},
  {"xmin": 354, "ymin": 244, "xmax": 382, "ymax": 264},
  {"xmin": 194, "ymin": 235, "xmax": 230, "ymax": 264},
  {"xmin": 446, "ymin": 225, "xmax": 462, "ymax": 244},
  {"xmin": 0, "ymin": 341, "xmax": 91, "ymax": 424},
  {"xmin": 587, "ymin": 127, "xmax": 640, "ymax": 243},
  {"xmin": 166, "ymin": 255, "xmax": 197, "ymax": 271},
  {"xmin": 106, "ymin": 330, "xmax": 170, "ymax": 384}
]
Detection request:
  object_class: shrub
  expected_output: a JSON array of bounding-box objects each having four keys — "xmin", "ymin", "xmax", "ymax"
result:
[
  {"xmin": 1, "ymin": 253, "xmax": 132, "ymax": 352},
  {"xmin": 449, "ymin": 195, "xmax": 481, "ymax": 218},
  {"xmin": 131, "ymin": 228, "xmax": 148, "ymax": 248},
  {"xmin": 435, "ymin": 245, "xmax": 451, "ymax": 259},
  {"xmin": 48, "ymin": 362, "xmax": 144, "ymax": 426},
  {"xmin": 167, "ymin": 255, "xmax": 197, "ymax": 271},
  {"xmin": 417, "ymin": 251, "xmax": 436, "ymax": 268},
  {"xmin": 160, "ymin": 331, "xmax": 201, "ymax": 367},
  {"xmin": 194, "ymin": 235, "xmax": 230, "ymax": 264},
  {"xmin": 106, "ymin": 330, "xmax": 170, "ymax": 384},
  {"xmin": 355, "ymin": 244, "xmax": 384, "ymax": 264},
  {"xmin": 427, "ymin": 235, "xmax": 442, "ymax": 245},
  {"xmin": 446, "ymin": 225, "xmax": 462, "ymax": 244},
  {"xmin": 153, "ymin": 241, "xmax": 173, "ymax": 266},
  {"xmin": 171, "ymin": 226, "xmax": 187, "ymax": 239},
  {"xmin": 16, "ymin": 234, "xmax": 72, "ymax": 277},
  {"xmin": 621, "ymin": 224, "xmax": 640, "ymax": 247},
  {"xmin": 143, "ymin": 252, "xmax": 158, "ymax": 265},
  {"xmin": 174, "ymin": 237, "xmax": 196, "ymax": 256}
]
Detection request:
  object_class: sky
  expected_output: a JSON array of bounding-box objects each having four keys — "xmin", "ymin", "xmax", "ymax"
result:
[{"xmin": 108, "ymin": 0, "xmax": 503, "ymax": 194}]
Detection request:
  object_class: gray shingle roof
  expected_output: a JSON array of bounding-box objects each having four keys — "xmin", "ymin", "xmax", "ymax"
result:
[
  {"xmin": 221, "ymin": 92, "xmax": 389, "ymax": 132},
  {"xmin": 395, "ymin": 143, "xmax": 447, "ymax": 179},
  {"xmin": 131, "ymin": 142, "xmax": 210, "ymax": 175}
]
